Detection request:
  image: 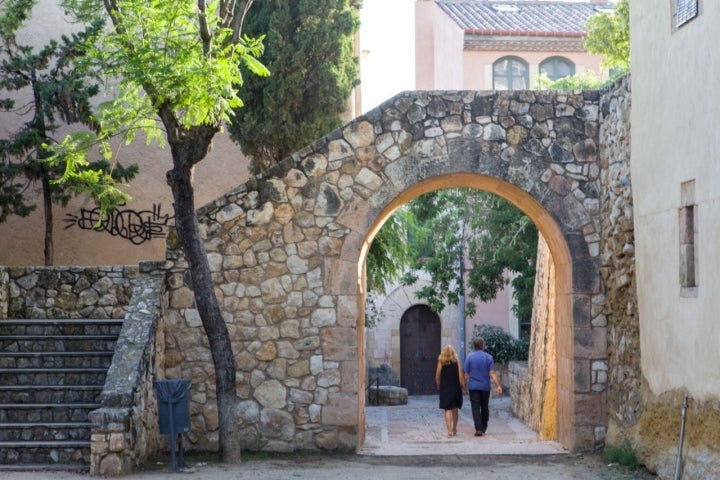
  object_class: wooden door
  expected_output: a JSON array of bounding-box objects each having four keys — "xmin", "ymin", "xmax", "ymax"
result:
[{"xmin": 400, "ymin": 305, "xmax": 441, "ymax": 395}]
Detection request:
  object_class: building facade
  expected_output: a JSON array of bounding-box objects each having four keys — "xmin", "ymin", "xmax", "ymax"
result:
[
  {"xmin": 416, "ymin": 0, "xmax": 611, "ymax": 91},
  {"xmin": 628, "ymin": 1, "xmax": 720, "ymax": 478}
]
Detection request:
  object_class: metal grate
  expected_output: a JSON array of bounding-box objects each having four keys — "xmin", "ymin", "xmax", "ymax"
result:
[{"xmin": 674, "ymin": 0, "xmax": 698, "ymax": 28}]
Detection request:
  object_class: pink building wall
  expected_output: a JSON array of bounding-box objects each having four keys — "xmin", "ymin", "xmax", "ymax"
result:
[{"xmin": 416, "ymin": 0, "xmax": 607, "ymax": 91}]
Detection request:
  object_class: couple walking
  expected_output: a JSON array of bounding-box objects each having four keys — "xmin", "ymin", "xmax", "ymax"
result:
[{"xmin": 434, "ymin": 338, "xmax": 503, "ymax": 438}]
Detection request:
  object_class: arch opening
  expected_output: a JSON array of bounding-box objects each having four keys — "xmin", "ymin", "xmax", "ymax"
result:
[{"xmin": 357, "ymin": 174, "xmax": 573, "ymax": 449}]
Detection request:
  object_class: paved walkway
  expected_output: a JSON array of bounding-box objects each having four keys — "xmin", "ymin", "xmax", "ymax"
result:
[
  {"xmin": 2, "ymin": 396, "xmax": 658, "ymax": 479},
  {"xmin": 360, "ymin": 394, "xmax": 566, "ymax": 456}
]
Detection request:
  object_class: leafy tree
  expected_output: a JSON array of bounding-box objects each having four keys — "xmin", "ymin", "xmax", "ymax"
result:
[
  {"xmin": 584, "ymin": 0, "xmax": 630, "ymax": 72},
  {"xmin": 470, "ymin": 324, "xmax": 529, "ymax": 365},
  {"xmin": 52, "ymin": 0, "xmax": 268, "ymax": 462},
  {"xmin": 0, "ymin": 0, "xmax": 137, "ymax": 265},
  {"xmin": 365, "ymin": 207, "xmax": 416, "ymax": 328},
  {"xmin": 227, "ymin": 0, "xmax": 360, "ymax": 173},
  {"xmin": 535, "ymin": 70, "xmax": 603, "ymax": 90},
  {"xmin": 402, "ymin": 188, "xmax": 538, "ymax": 323},
  {"xmin": 366, "ymin": 207, "xmax": 415, "ymax": 294}
]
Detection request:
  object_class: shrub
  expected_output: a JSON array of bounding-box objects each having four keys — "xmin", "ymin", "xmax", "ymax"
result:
[
  {"xmin": 603, "ymin": 439, "xmax": 640, "ymax": 469},
  {"xmin": 470, "ymin": 324, "xmax": 529, "ymax": 364}
]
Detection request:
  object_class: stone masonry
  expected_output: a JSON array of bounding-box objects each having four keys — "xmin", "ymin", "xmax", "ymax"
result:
[
  {"xmin": 0, "ymin": 265, "xmax": 166, "ymax": 476},
  {"xmin": 163, "ymin": 88, "xmax": 608, "ymax": 453}
]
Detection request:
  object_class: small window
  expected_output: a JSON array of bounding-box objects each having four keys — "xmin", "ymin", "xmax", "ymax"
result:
[
  {"xmin": 672, "ymin": 0, "xmax": 699, "ymax": 29},
  {"xmin": 540, "ymin": 57, "xmax": 576, "ymax": 82},
  {"xmin": 493, "ymin": 56, "xmax": 529, "ymax": 90},
  {"xmin": 679, "ymin": 180, "xmax": 697, "ymax": 296}
]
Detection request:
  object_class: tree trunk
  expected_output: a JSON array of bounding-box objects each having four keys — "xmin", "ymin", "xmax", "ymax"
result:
[
  {"xmin": 166, "ymin": 140, "xmax": 241, "ymax": 463},
  {"xmin": 41, "ymin": 170, "xmax": 53, "ymax": 266}
]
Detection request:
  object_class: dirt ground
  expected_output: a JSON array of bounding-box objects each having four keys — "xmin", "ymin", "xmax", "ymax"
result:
[{"xmin": 0, "ymin": 452, "xmax": 657, "ymax": 480}]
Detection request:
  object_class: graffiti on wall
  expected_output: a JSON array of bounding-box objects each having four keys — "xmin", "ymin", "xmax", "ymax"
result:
[{"xmin": 64, "ymin": 204, "xmax": 173, "ymax": 245}]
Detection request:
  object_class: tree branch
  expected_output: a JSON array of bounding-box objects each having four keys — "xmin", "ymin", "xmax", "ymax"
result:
[
  {"xmin": 232, "ymin": 0, "xmax": 253, "ymax": 43},
  {"xmin": 219, "ymin": 0, "xmax": 237, "ymax": 28},
  {"xmin": 198, "ymin": 0, "xmax": 212, "ymax": 55}
]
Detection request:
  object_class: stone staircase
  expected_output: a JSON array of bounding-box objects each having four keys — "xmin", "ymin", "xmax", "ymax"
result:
[{"xmin": 0, "ymin": 318, "xmax": 122, "ymax": 468}]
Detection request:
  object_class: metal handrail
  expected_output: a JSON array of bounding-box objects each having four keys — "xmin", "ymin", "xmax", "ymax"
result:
[{"xmin": 366, "ymin": 376, "xmax": 380, "ymax": 406}]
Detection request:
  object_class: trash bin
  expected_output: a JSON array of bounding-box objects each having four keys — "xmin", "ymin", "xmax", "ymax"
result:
[
  {"xmin": 155, "ymin": 379, "xmax": 191, "ymax": 472},
  {"xmin": 155, "ymin": 379, "xmax": 191, "ymax": 435}
]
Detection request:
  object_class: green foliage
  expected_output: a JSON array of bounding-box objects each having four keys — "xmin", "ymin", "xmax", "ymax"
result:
[
  {"xmin": 603, "ymin": 439, "xmax": 640, "ymax": 469},
  {"xmin": 227, "ymin": 0, "xmax": 360, "ymax": 173},
  {"xmin": 52, "ymin": 1, "xmax": 272, "ymax": 461},
  {"xmin": 400, "ymin": 188, "xmax": 537, "ymax": 322},
  {"xmin": 364, "ymin": 295, "xmax": 382, "ymax": 329},
  {"xmin": 367, "ymin": 207, "xmax": 415, "ymax": 294},
  {"xmin": 0, "ymin": 0, "xmax": 136, "ymax": 262},
  {"xmin": 470, "ymin": 324, "xmax": 529, "ymax": 365},
  {"xmin": 535, "ymin": 70, "xmax": 603, "ymax": 90},
  {"xmin": 51, "ymin": 0, "xmax": 268, "ymax": 218},
  {"xmin": 584, "ymin": 0, "xmax": 630, "ymax": 71}
]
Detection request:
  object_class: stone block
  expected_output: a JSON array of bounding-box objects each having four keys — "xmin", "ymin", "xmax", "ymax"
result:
[
  {"xmin": 321, "ymin": 327, "xmax": 357, "ymax": 361},
  {"xmin": 574, "ymin": 359, "xmax": 591, "ymax": 392},
  {"xmin": 572, "ymin": 257, "xmax": 601, "ymax": 294},
  {"xmin": 572, "ymin": 295, "xmax": 592, "ymax": 328},
  {"xmin": 575, "ymin": 392, "xmax": 606, "ymax": 426},
  {"xmin": 341, "ymin": 360, "xmax": 359, "ymax": 393},
  {"xmin": 573, "ymin": 327, "xmax": 607, "ymax": 359},
  {"xmin": 324, "ymin": 258, "xmax": 358, "ymax": 295},
  {"xmin": 367, "ymin": 385, "xmax": 408, "ymax": 406},
  {"xmin": 321, "ymin": 393, "xmax": 358, "ymax": 426}
]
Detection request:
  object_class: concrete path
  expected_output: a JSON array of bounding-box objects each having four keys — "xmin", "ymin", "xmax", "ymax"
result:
[{"xmin": 360, "ymin": 394, "xmax": 566, "ymax": 456}]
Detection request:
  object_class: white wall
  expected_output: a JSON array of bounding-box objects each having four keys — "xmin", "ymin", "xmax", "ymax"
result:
[
  {"xmin": 631, "ymin": 0, "xmax": 720, "ymax": 398},
  {"xmin": 360, "ymin": 0, "xmax": 415, "ymax": 112}
]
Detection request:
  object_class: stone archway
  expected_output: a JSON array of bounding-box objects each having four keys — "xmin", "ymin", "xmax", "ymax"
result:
[{"xmin": 164, "ymin": 89, "xmax": 607, "ymax": 454}]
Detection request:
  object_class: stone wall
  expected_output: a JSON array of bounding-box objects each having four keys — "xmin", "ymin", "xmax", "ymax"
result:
[
  {"xmin": 510, "ymin": 76, "xmax": 632, "ymax": 450},
  {"xmin": 596, "ymin": 75, "xmax": 641, "ymax": 442},
  {"xmin": 0, "ymin": 266, "xmax": 137, "ymax": 319},
  {"xmin": 0, "ymin": 264, "xmax": 166, "ymax": 475},
  {"xmin": 89, "ymin": 263, "xmax": 166, "ymax": 476},
  {"xmin": 510, "ymin": 236, "xmax": 557, "ymax": 440},
  {"xmin": 162, "ymin": 88, "xmax": 609, "ymax": 454}
]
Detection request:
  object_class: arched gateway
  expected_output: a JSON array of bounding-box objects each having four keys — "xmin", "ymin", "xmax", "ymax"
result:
[{"xmin": 164, "ymin": 90, "xmax": 606, "ymax": 454}]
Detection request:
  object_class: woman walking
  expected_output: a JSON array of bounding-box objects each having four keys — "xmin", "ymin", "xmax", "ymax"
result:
[{"xmin": 435, "ymin": 345, "xmax": 466, "ymax": 437}]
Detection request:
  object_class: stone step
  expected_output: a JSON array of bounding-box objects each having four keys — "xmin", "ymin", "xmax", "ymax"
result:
[
  {"xmin": 0, "ymin": 368, "xmax": 107, "ymax": 387},
  {"xmin": 0, "ymin": 319, "xmax": 123, "ymax": 337},
  {"xmin": 0, "ymin": 351, "xmax": 114, "ymax": 369},
  {"xmin": 0, "ymin": 440, "xmax": 90, "ymax": 465},
  {"xmin": 0, "ymin": 335, "xmax": 117, "ymax": 353},
  {"xmin": 0, "ymin": 385, "xmax": 103, "ymax": 404},
  {"xmin": 0, "ymin": 318, "xmax": 118, "ymax": 468},
  {"xmin": 0, "ymin": 403, "xmax": 100, "ymax": 423},
  {"xmin": 0, "ymin": 422, "xmax": 94, "ymax": 443}
]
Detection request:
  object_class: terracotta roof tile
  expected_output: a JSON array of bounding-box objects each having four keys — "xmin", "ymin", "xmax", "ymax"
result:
[{"xmin": 436, "ymin": 0, "xmax": 615, "ymax": 36}]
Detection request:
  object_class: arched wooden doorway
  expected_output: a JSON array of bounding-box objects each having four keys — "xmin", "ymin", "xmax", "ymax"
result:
[{"xmin": 400, "ymin": 305, "xmax": 441, "ymax": 395}]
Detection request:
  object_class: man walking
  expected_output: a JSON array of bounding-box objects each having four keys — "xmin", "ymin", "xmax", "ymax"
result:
[{"xmin": 463, "ymin": 337, "xmax": 503, "ymax": 436}]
